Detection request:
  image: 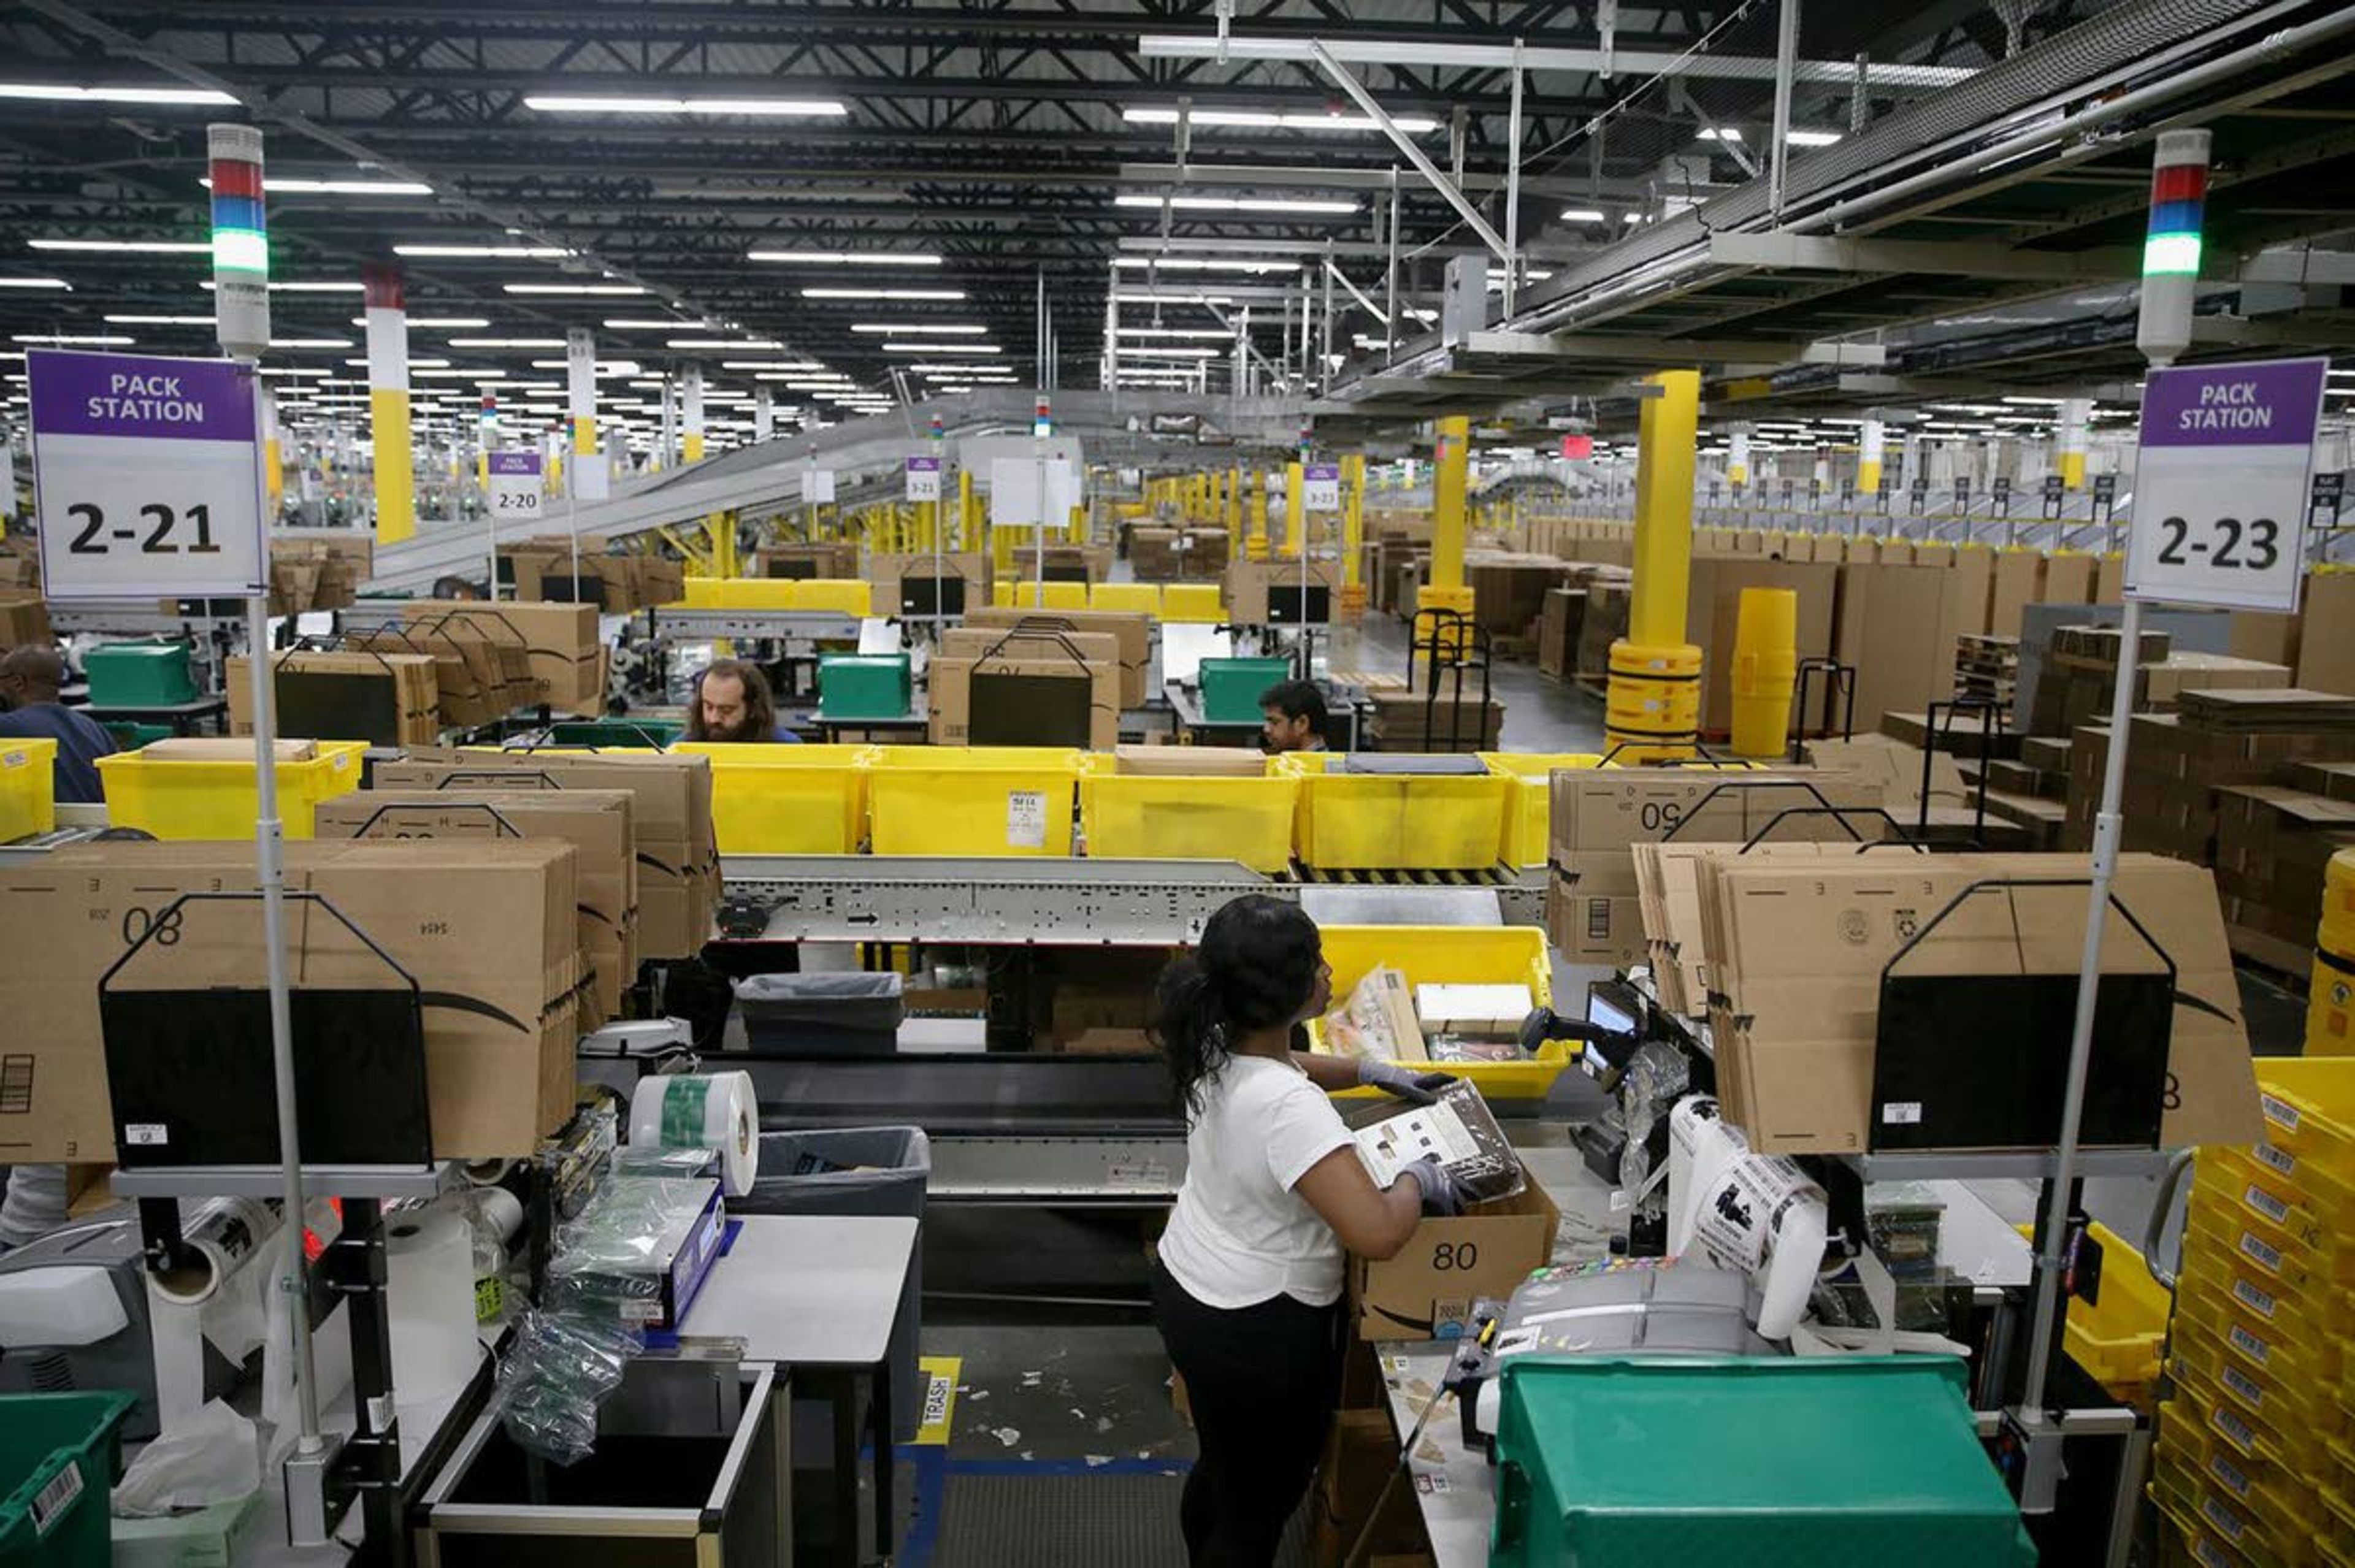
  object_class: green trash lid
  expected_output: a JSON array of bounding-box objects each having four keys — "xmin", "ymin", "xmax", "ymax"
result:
[{"xmin": 1491, "ymin": 1356, "xmax": 2034, "ymax": 1568}]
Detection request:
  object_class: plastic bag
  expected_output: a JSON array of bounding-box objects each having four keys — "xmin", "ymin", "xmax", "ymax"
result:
[
  {"xmin": 112, "ymin": 1399, "xmax": 261, "ymax": 1517},
  {"xmin": 1618, "ymin": 1040, "xmax": 1692, "ymax": 1211},
  {"xmin": 494, "ymin": 1306, "xmax": 641, "ymax": 1467}
]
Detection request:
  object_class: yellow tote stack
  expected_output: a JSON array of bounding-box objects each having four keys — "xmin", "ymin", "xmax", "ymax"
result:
[
  {"xmin": 2310, "ymin": 849, "xmax": 2355, "ymax": 1055},
  {"xmin": 1728, "ymin": 587, "xmax": 1799, "ymax": 760}
]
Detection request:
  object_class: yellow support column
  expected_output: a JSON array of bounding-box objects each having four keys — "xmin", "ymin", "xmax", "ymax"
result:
[
  {"xmin": 1341, "ymin": 451, "xmax": 1366, "ymax": 616},
  {"xmin": 1248, "ymin": 471, "xmax": 1270, "ymax": 560},
  {"xmin": 959, "ymin": 466, "xmax": 976, "ymax": 550},
  {"xmin": 1284, "ymin": 459, "xmax": 1305, "ymax": 557},
  {"xmin": 362, "ymin": 262, "xmax": 415, "ymax": 546},
  {"xmin": 1225, "ymin": 467, "xmax": 1243, "ymax": 532},
  {"xmin": 1419, "ymin": 416, "xmax": 1475, "ymax": 633},
  {"xmin": 1607, "ymin": 369, "xmax": 1704, "ymax": 760}
]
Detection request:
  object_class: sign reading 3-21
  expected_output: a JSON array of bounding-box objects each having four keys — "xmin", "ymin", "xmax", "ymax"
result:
[
  {"xmin": 28, "ymin": 350, "xmax": 269, "ymax": 600},
  {"xmin": 2127, "ymin": 356, "xmax": 2327, "ymax": 613}
]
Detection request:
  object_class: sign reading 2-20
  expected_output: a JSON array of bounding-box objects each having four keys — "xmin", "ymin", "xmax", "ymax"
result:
[
  {"xmin": 488, "ymin": 450, "xmax": 545, "ymax": 515},
  {"xmin": 29, "ymin": 350, "xmax": 269, "ymax": 600}
]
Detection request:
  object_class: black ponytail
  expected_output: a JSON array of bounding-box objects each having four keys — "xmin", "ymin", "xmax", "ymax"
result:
[{"xmin": 1150, "ymin": 893, "xmax": 1323, "ymax": 1115}]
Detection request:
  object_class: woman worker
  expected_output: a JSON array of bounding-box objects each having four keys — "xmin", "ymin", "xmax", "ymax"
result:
[{"xmin": 1149, "ymin": 894, "xmax": 1459, "ymax": 1567}]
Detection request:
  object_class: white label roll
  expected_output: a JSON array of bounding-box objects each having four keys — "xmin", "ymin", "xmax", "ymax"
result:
[{"xmin": 628, "ymin": 1071, "xmax": 760, "ymax": 1196}]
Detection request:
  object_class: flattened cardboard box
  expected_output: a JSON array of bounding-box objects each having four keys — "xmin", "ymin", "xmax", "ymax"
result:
[
  {"xmin": 959, "ymin": 607, "xmax": 1151, "ymax": 709},
  {"xmin": 1225, "ymin": 557, "xmax": 1341, "ymax": 626},
  {"xmin": 227, "ymin": 651, "xmax": 441, "ymax": 747},
  {"xmin": 1113, "ymin": 743, "xmax": 1267, "ymax": 777},
  {"xmin": 401, "ymin": 600, "xmax": 602, "ymax": 713},
  {"xmin": 375, "ymin": 749, "xmax": 716, "ymax": 959},
  {"xmin": 315, "ymin": 787, "xmax": 638, "ymax": 1022},
  {"xmin": 0, "ymin": 839, "xmax": 581, "ymax": 1165},
  {"xmin": 1701, "ymin": 851, "xmax": 2261, "ymax": 1155},
  {"xmin": 927, "ymin": 653, "xmax": 1120, "ymax": 752},
  {"xmin": 868, "ymin": 551, "xmax": 990, "ymax": 614}
]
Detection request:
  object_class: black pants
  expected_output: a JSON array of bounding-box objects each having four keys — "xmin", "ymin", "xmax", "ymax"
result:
[{"xmin": 1152, "ymin": 1258, "xmax": 1345, "ymax": 1568}]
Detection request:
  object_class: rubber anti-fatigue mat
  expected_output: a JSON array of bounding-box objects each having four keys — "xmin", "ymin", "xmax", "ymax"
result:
[{"xmin": 922, "ymin": 1469, "xmax": 1312, "ymax": 1568}]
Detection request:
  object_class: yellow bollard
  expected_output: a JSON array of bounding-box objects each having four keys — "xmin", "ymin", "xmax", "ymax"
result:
[
  {"xmin": 1607, "ymin": 370, "xmax": 1702, "ymax": 760},
  {"xmin": 1728, "ymin": 587, "xmax": 1799, "ymax": 759}
]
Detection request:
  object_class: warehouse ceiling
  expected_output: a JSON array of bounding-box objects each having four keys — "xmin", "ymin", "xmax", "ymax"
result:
[{"xmin": 0, "ymin": 0, "xmax": 2104, "ymax": 443}]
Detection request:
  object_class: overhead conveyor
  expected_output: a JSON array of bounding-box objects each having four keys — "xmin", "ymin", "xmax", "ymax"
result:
[{"xmin": 363, "ymin": 388, "xmax": 1318, "ymax": 595}]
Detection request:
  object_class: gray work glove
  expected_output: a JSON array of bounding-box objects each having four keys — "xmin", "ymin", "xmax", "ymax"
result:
[
  {"xmin": 1355, "ymin": 1058, "xmax": 1453, "ymax": 1104},
  {"xmin": 1400, "ymin": 1155, "xmax": 1465, "ymax": 1217}
]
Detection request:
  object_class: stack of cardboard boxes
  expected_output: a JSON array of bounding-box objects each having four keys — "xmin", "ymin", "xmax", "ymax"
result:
[
  {"xmin": 397, "ymin": 600, "xmax": 608, "ymax": 716},
  {"xmin": 269, "ymin": 534, "xmax": 371, "ymax": 612},
  {"xmin": 228, "ymin": 649, "xmax": 443, "ymax": 746},
  {"xmin": 0, "ymin": 838, "xmax": 589, "ymax": 1165},
  {"xmin": 1361, "ymin": 689, "xmax": 1504, "ymax": 752},
  {"xmin": 503, "ymin": 540, "xmax": 686, "ymax": 611},
  {"xmin": 751, "ymin": 541, "xmax": 860, "ymax": 580},
  {"xmin": 928, "ymin": 623, "xmax": 1123, "ymax": 749},
  {"xmin": 1128, "ymin": 527, "xmax": 1230, "ymax": 582}
]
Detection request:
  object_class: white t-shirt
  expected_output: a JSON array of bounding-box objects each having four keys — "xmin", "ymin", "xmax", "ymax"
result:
[{"xmin": 1158, "ymin": 1054, "xmax": 1358, "ymax": 1309}]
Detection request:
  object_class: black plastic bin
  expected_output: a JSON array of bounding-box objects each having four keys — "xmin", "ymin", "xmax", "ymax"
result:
[
  {"xmin": 736, "ymin": 1126, "xmax": 929, "ymax": 1443},
  {"xmin": 737, "ymin": 973, "xmax": 905, "ymax": 1056}
]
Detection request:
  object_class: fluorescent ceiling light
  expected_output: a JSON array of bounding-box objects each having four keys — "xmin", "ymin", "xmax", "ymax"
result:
[
  {"xmin": 721, "ymin": 359, "xmax": 824, "ymax": 370},
  {"xmin": 1786, "ymin": 129, "xmax": 1844, "ymax": 147},
  {"xmin": 1122, "ymin": 347, "xmax": 1217, "ymax": 359},
  {"xmin": 881, "ymin": 342, "xmax": 1001, "ymax": 354},
  {"xmin": 1114, "ymin": 194, "xmax": 1359, "ymax": 216},
  {"xmin": 348, "ymin": 315, "xmax": 490, "ymax": 328},
  {"xmin": 525, "ymin": 94, "xmax": 847, "ymax": 117},
  {"xmin": 258, "ymin": 367, "xmax": 331, "ymax": 378},
  {"xmin": 105, "ymin": 313, "xmax": 213, "ymax": 324},
  {"xmin": 1624, "ymin": 212, "xmax": 1644, "ymax": 223},
  {"xmin": 394, "ymin": 243, "xmax": 570, "ymax": 259},
  {"xmin": 446, "ymin": 337, "xmax": 566, "ymax": 348},
  {"xmin": 1112, "ymin": 291, "xmax": 1233, "ymax": 305},
  {"xmin": 1117, "ymin": 327, "xmax": 1230, "ymax": 340},
  {"xmin": 270, "ymin": 337, "xmax": 351, "ymax": 348},
  {"xmin": 1122, "ymin": 106, "xmax": 1439, "ymax": 134},
  {"xmin": 667, "ymin": 337, "xmax": 783, "ymax": 350},
  {"xmin": 1698, "ymin": 127, "xmax": 1743, "ymax": 142},
  {"xmin": 1486, "ymin": 269, "xmax": 1554, "ymax": 283},
  {"xmin": 1558, "ymin": 208, "xmax": 1607, "ymax": 223},
  {"xmin": 903, "ymin": 363, "xmax": 1003, "ymax": 373},
  {"xmin": 14, "ymin": 332, "xmax": 134, "ymax": 345},
  {"xmin": 748, "ymin": 250, "xmax": 940, "ymax": 266},
  {"xmin": 202, "ymin": 176, "xmax": 431, "ymax": 196},
  {"xmin": 0, "ymin": 82, "xmax": 236, "ymax": 106},
  {"xmin": 1112, "ymin": 257, "xmax": 1297, "ymax": 274},
  {"xmin": 0, "ymin": 277, "xmax": 71, "ymax": 290},
  {"xmin": 411, "ymin": 367, "xmax": 510, "ymax": 378},
  {"xmin": 529, "ymin": 359, "xmax": 642, "ymax": 374},
  {"xmin": 850, "ymin": 323, "xmax": 988, "ymax": 335},
  {"xmin": 29, "ymin": 237, "xmax": 207, "ymax": 253},
  {"xmin": 801, "ymin": 288, "xmax": 965, "ymax": 301},
  {"xmin": 204, "ymin": 280, "xmax": 362, "ymax": 293},
  {"xmin": 604, "ymin": 317, "xmax": 713, "ymax": 329},
  {"xmin": 504, "ymin": 283, "xmax": 646, "ymax": 296},
  {"xmin": 345, "ymin": 356, "xmax": 450, "ymax": 368}
]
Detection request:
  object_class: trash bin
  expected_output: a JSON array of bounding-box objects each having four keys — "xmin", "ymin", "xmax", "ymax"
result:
[
  {"xmin": 737, "ymin": 1126, "xmax": 929, "ymax": 1443},
  {"xmin": 737, "ymin": 973, "xmax": 905, "ymax": 1056}
]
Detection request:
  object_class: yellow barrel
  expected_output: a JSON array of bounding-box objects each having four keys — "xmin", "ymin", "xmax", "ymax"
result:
[
  {"xmin": 1604, "ymin": 640, "xmax": 1702, "ymax": 763},
  {"xmin": 2311, "ymin": 947, "xmax": 2354, "ymax": 1056},
  {"xmin": 2323, "ymin": 848, "xmax": 2355, "ymax": 957},
  {"xmin": 1728, "ymin": 586, "xmax": 1799, "ymax": 759}
]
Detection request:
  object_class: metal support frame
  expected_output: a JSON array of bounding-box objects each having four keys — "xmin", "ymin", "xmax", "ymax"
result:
[
  {"xmin": 1140, "ymin": 32, "xmax": 1975, "ymax": 86},
  {"xmin": 1304, "ymin": 40, "xmax": 1513, "ymax": 265},
  {"xmin": 1767, "ymin": 0, "xmax": 1801, "ymax": 223}
]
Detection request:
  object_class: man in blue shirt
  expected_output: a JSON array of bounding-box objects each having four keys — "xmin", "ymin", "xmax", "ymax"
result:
[{"xmin": 0, "ymin": 645, "xmax": 117, "ymax": 803}]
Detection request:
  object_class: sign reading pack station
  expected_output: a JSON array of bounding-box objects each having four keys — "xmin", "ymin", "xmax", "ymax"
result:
[
  {"xmin": 487, "ymin": 449, "xmax": 543, "ymax": 516},
  {"xmin": 2128, "ymin": 355, "xmax": 2327, "ymax": 612},
  {"xmin": 905, "ymin": 455, "xmax": 942, "ymax": 503},
  {"xmin": 29, "ymin": 349, "xmax": 270, "ymax": 600},
  {"xmin": 1302, "ymin": 462, "xmax": 1341, "ymax": 513}
]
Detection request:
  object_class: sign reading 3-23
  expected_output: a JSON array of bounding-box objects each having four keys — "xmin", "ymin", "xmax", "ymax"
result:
[
  {"xmin": 28, "ymin": 350, "xmax": 270, "ymax": 600},
  {"xmin": 2128, "ymin": 356, "xmax": 2327, "ymax": 613}
]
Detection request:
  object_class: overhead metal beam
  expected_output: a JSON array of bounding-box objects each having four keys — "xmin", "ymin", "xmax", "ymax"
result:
[
  {"xmin": 1468, "ymin": 329, "xmax": 1887, "ymax": 367},
  {"xmin": 1706, "ymin": 231, "xmax": 2135, "ymax": 280},
  {"xmin": 1141, "ymin": 33, "xmax": 1978, "ymax": 86},
  {"xmin": 1306, "ymin": 40, "xmax": 1512, "ymax": 266},
  {"xmin": 1119, "ymin": 162, "xmax": 1642, "ymax": 199}
]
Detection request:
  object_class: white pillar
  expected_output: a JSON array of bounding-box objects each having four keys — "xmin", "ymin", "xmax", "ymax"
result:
[{"xmin": 566, "ymin": 327, "xmax": 608, "ymax": 500}]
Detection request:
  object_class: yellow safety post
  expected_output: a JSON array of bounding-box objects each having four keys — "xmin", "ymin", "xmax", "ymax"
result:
[
  {"xmin": 1225, "ymin": 467, "xmax": 1242, "ymax": 532},
  {"xmin": 1729, "ymin": 587, "xmax": 1798, "ymax": 758},
  {"xmin": 362, "ymin": 262, "xmax": 415, "ymax": 546},
  {"xmin": 1341, "ymin": 451, "xmax": 1366, "ymax": 616},
  {"xmin": 1248, "ymin": 471, "xmax": 1270, "ymax": 560},
  {"xmin": 1419, "ymin": 416, "xmax": 1476, "ymax": 640},
  {"xmin": 1606, "ymin": 370, "xmax": 1704, "ymax": 761},
  {"xmin": 1284, "ymin": 459, "xmax": 1305, "ymax": 557}
]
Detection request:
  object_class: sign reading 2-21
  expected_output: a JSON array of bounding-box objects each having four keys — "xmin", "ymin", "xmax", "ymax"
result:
[
  {"xmin": 2128, "ymin": 356, "xmax": 2327, "ymax": 613},
  {"xmin": 28, "ymin": 350, "xmax": 269, "ymax": 600}
]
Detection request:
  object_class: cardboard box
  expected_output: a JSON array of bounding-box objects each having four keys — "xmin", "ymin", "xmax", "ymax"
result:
[
  {"xmin": 960, "ymin": 606, "xmax": 1151, "ymax": 709},
  {"xmin": 2299, "ymin": 573, "xmax": 2355, "ymax": 697},
  {"xmin": 1802, "ymin": 735, "xmax": 1971, "ymax": 818},
  {"xmin": 0, "ymin": 589, "xmax": 53, "ymax": 650},
  {"xmin": 930, "ymin": 627, "xmax": 1123, "ymax": 750},
  {"xmin": 1536, "ymin": 587, "xmax": 1587, "ymax": 679},
  {"xmin": 375, "ymin": 749, "xmax": 714, "ymax": 959},
  {"xmin": 1833, "ymin": 564, "xmax": 1953, "ymax": 735},
  {"xmin": 1686, "ymin": 559, "xmax": 1839, "ymax": 735},
  {"xmin": 1226, "ymin": 557, "xmax": 1341, "ymax": 626},
  {"xmin": 316, "ymin": 787, "xmax": 639, "ymax": 1023},
  {"xmin": 1112, "ymin": 743, "xmax": 1267, "ymax": 776},
  {"xmin": 1988, "ymin": 551, "xmax": 2048, "ymax": 639},
  {"xmin": 1312, "ymin": 1409, "xmax": 1430, "ymax": 1564},
  {"xmin": 1350, "ymin": 1182, "xmax": 1559, "ymax": 1340},
  {"xmin": 401, "ymin": 600, "xmax": 603, "ymax": 714},
  {"xmin": 1702, "ymin": 851, "xmax": 2262, "ymax": 1155},
  {"xmin": 867, "ymin": 551, "xmax": 989, "ymax": 616},
  {"xmin": 0, "ymin": 839, "xmax": 581, "ymax": 1164},
  {"xmin": 228, "ymin": 651, "xmax": 441, "ymax": 746}
]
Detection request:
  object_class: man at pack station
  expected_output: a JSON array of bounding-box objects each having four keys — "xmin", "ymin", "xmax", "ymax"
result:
[
  {"xmin": 685, "ymin": 657, "xmax": 800, "ymax": 744},
  {"xmin": 1258, "ymin": 678, "xmax": 1328, "ymax": 756}
]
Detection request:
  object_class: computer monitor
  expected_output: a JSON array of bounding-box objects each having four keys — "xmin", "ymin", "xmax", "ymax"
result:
[
  {"xmin": 540, "ymin": 572, "xmax": 608, "ymax": 608},
  {"xmin": 900, "ymin": 576, "xmax": 968, "ymax": 618},
  {"xmin": 1043, "ymin": 564, "xmax": 1090, "ymax": 584},
  {"xmin": 275, "ymin": 668, "xmax": 403, "ymax": 746},
  {"xmin": 764, "ymin": 557, "xmax": 819, "ymax": 580},
  {"xmin": 1265, "ymin": 584, "xmax": 1330, "ymax": 624},
  {"xmin": 968, "ymin": 671, "xmax": 1093, "ymax": 748}
]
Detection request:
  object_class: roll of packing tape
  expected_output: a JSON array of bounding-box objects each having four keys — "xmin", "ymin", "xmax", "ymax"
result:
[
  {"xmin": 464, "ymin": 1187, "xmax": 525, "ymax": 1246},
  {"xmin": 628, "ymin": 1071, "xmax": 760, "ymax": 1196},
  {"xmin": 150, "ymin": 1198, "xmax": 282, "ymax": 1307}
]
